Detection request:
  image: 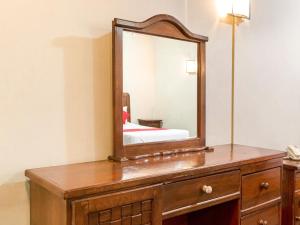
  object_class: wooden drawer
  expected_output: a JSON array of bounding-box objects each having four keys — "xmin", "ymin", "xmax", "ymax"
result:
[
  {"xmin": 241, "ymin": 204, "xmax": 280, "ymax": 225},
  {"xmin": 294, "ymin": 193, "xmax": 300, "ymax": 225},
  {"xmin": 295, "ymin": 172, "xmax": 300, "ymax": 191},
  {"xmin": 162, "ymin": 170, "xmax": 240, "ymax": 212},
  {"xmin": 242, "ymin": 167, "xmax": 281, "ymax": 210}
]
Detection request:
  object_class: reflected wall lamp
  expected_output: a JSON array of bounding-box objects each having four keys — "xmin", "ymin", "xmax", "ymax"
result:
[
  {"xmin": 186, "ymin": 60, "xmax": 197, "ymax": 74},
  {"xmin": 216, "ymin": 0, "xmax": 251, "ymax": 144}
]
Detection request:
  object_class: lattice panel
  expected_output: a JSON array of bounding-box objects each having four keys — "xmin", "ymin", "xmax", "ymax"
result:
[{"xmin": 89, "ymin": 199, "xmax": 153, "ymax": 225}]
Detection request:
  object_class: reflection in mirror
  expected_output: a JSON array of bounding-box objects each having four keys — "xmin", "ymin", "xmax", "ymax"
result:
[
  {"xmin": 122, "ymin": 152, "xmax": 205, "ymax": 179},
  {"xmin": 122, "ymin": 31, "xmax": 198, "ymax": 145}
]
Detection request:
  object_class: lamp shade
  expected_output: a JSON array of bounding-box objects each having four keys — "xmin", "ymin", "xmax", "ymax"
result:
[
  {"xmin": 232, "ymin": 0, "xmax": 250, "ymax": 19},
  {"xmin": 216, "ymin": 0, "xmax": 250, "ymax": 19}
]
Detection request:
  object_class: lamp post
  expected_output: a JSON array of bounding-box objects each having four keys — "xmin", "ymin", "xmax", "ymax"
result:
[{"xmin": 216, "ymin": 0, "xmax": 251, "ymax": 145}]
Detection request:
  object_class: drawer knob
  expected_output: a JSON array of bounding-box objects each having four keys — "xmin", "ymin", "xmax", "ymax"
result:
[
  {"xmin": 295, "ymin": 216, "xmax": 300, "ymax": 221},
  {"xmin": 202, "ymin": 185, "xmax": 213, "ymax": 194},
  {"xmin": 258, "ymin": 219, "xmax": 268, "ymax": 225},
  {"xmin": 260, "ymin": 182, "xmax": 270, "ymax": 189}
]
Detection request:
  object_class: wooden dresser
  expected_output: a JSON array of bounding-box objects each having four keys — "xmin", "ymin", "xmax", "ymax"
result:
[
  {"xmin": 138, "ymin": 119, "xmax": 163, "ymax": 128},
  {"xmin": 282, "ymin": 160, "xmax": 300, "ymax": 225},
  {"xmin": 25, "ymin": 145, "xmax": 285, "ymax": 225}
]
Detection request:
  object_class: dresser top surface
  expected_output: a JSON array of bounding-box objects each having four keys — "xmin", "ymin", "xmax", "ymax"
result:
[
  {"xmin": 25, "ymin": 144, "xmax": 285, "ymax": 199},
  {"xmin": 283, "ymin": 159, "xmax": 300, "ymax": 169}
]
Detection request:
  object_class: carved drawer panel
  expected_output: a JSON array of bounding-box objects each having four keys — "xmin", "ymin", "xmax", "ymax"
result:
[
  {"xmin": 242, "ymin": 167, "xmax": 281, "ymax": 210},
  {"xmin": 88, "ymin": 200, "xmax": 153, "ymax": 225},
  {"xmin": 72, "ymin": 185, "xmax": 161, "ymax": 225}
]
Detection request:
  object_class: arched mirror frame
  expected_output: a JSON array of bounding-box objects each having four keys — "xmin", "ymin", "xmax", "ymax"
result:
[{"xmin": 110, "ymin": 14, "xmax": 208, "ymax": 161}]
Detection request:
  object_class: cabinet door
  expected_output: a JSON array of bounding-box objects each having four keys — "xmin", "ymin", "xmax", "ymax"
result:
[
  {"xmin": 72, "ymin": 185, "xmax": 162, "ymax": 225},
  {"xmin": 295, "ymin": 194, "xmax": 300, "ymax": 225}
]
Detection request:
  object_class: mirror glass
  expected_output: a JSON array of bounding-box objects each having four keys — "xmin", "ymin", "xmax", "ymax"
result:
[{"xmin": 122, "ymin": 31, "xmax": 198, "ymax": 145}]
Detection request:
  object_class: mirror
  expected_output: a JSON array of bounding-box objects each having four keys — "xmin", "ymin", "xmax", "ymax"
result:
[
  {"xmin": 122, "ymin": 31, "xmax": 198, "ymax": 145},
  {"xmin": 111, "ymin": 14, "xmax": 208, "ymax": 160}
]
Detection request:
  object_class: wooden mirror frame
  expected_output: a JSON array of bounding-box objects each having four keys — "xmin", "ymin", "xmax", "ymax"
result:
[{"xmin": 110, "ymin": 14, "xmax": 208, "ymax": 161}]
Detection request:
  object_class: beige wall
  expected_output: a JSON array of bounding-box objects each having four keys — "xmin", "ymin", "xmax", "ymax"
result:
[
  {"xmin": 153, "ymin": 38, "xmax": 198, "ymax": 136},
  {"xmin": 123, "ymin": 32, "xmax": 156, "ymax": 123},
  {"xmin": 0, "ymin": 1, "xmax": 187, "ymax": 224}
]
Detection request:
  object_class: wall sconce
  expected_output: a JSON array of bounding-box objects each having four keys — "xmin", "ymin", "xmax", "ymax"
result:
[
  {"xmin": 186, "ymin": 60, "xmax": 197, "ymax": 74},
  {"xmin": 216, "ymin": 0, "xmax": 250, "ymax": 20},
  {"xmin": 216, "ymin": 0, "xmax": 251, "ymax": 145},
  {"xmin": 229, "ymin": 0, "xmax": 250, "ymax": 19}
]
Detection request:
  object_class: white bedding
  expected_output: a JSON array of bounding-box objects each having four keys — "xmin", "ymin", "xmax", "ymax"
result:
[{"xmin": 123, "ymin": 122, "xmax": 190, "ymax": 145}]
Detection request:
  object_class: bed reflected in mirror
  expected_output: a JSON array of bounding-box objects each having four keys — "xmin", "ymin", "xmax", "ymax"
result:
[{"xmin": 122, "ymin": 31, "xmax": 198, "ymax": 145}]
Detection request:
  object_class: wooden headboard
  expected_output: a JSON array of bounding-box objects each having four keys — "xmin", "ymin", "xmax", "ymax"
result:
[{"xmin": 122, "ymin": 93, "xmax": 131, "ymax": 122}]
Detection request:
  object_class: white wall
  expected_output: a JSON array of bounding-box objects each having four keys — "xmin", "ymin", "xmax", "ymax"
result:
[
  {"xmin": 188, "ymin": 0, "xmax": 300, "ymax": 150},
  {"xmin": 235, "ymin": 0, "xmax": 300, "ymax": 150},
  {"xmin": 187, "ymin": 0, "xmax": 232, "ymax": 145},
  {"xmin": 0, "ymin": 1, "xmax": 187, "ymax": 224}
]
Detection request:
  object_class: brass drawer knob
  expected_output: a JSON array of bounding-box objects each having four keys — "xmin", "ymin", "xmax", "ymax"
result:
[
  {"xmin": 258, "ymin": 219, "xmax": 268, "ymax": 225},
  {"xmin": 260, "ymin": 182, "xmax": 270, "ymax": 189},
  {"xmin": 202, "ymin": 185, "xmax": 213, "ymax": 194},
  {"xmin": 295, "ymin": 216, "xmax": 300, "ymax": 221}
]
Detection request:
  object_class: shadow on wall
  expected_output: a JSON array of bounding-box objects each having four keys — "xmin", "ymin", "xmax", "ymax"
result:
[
  {"xmin": 0, "ymin": 181, "xmax": 30, "ymax": 225},
  {"xmin": 53, "ymin": 33, "xmax": 113, "ymax": 162},
  {"xmin": 0, "ymin": 34, "xmax": 114, "ymax": 225}
]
